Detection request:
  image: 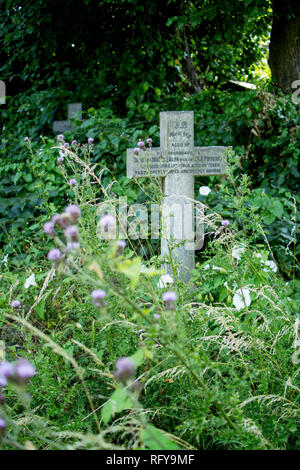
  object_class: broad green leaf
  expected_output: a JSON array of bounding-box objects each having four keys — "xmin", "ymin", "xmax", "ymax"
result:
[
  {"xmin": 101, "ymin": 388, "xmax": 133, "ymax": 425},
  {"xmin": 117, "ymin": 257, "xmax": 142, "ymax": 288},
  {"xmin": 141, "ymin": 425, "xmax": 180, "ymax": 450}
]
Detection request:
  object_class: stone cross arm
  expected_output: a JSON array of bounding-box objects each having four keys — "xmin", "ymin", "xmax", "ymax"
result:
[{"xmin": 127, "ymin": 145, "xmax": 228, "ymax": 178}]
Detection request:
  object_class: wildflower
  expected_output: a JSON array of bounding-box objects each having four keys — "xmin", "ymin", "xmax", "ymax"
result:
[
  {"xmin": 233, "ymin": 287, "xmax": 251, "ymax": 311},
  {"xmin": 15, "ymin": 359, "xmax": 36, "ymax": 384},
  {"xmin": 66, "ymin": 242, "xmax": 80, "ymax": 252},
  {"xmin": 157, "ymin": 274, "xmax": 174, "ymax": 288},
  {"xmin": 199, "ymin": 186, "xmax": 211, "ymax": 196},
  {"xmin": 24, "ymin": 136, "xmax": 29, "ymax": 142},
  {"xmin": 263, "ymin": 260, "xmax": 277, "ymax": 273},
  {"xmin": 146, "ymin": 138, "xmax": 152, "ymax": 147},
  {"xmin": 88, "ymin": 137, "xmax": 94, "ymax": 145},
  {"xmin": 57, "ymin": 156, "xmax": 64, "ymax": 164},
  {"xmin": 116, "ymin": 239, "xmax": 126, "ymax": 255},
  {"xmin": 59, "ymin": 212, "xmax": 72, "ymax": 228},
  {"xmin": 57, "ymin": 134, "xmax": 64, "ymax": 141},
  {"xmin": 69, "ymin": 179, "xmax": 77, "ymax": 187},
  {"xmin": 232, "ymin": 245, "xmax": 245, "ymax": 261},
  {"xmin": 134, "ymin": 148, "xmax": 139, "ymax": 155},
  {"xmin": 24, "ymin": 274, "xmax": 37, "ymax": 289},
  {"xmin": 137, "ymin": 139, "xmax": 145, "ymax": 149},
  {"xmin": 99, "ymin": 214, "xmax": 116, "ymax": 233},
  {"xmin": 11, "ymin": 300, "xmax": 20, "ymax": 309},
  {"xmin": 221, "ymin": 220, "xmax": 230, "ymax": 226},
  {"xmin": 65, "ymin": 225, "xmax": 79, "ymax": 242},
  {"xmin": 64, "ymin": 142, "xmax": 70, "ymax": 149},
  {"xmin": 91, "ymin": 289, "xmax": 107, "ymax": 308},
  {"xmin": 71, "ymin": 140, "xmax": 78, "ymax": 146},
  {"xmin": 0, "ymin": 376, "xmax": 7, "ymax": 387},
  {"xmin": 162, "ymin": 291, "xmax": 178, "ymax": 310},
  {"xmin": 52, "ymin": 214, "xmax": 62, "ymax": 226},
  {"xmin": 153, "ymin": 313, "xmax": 160, "ymax": 320},
  {"xmin": 0, "ymin": 418, "xmax": 6, "ymax": 437},
  {"xmin": 1, "ymin": 254, "xmax": 8, "ymax": 265},
  {"xmin": 44, "ymin": 221, "xmax": 56, "ymax": 237},
  {"xmin": 114, "ymin": 357, "xmax": 136, "ymax": 383},
  {"xmin": 0, "ymin": 362, "xmax": 14, "ymax": 379},
  {"xmin": 47, "ymin": 248, "xmax": 62, "ymax": 262},
  {"xmin": 65, "ymin": 205, "xmax": 81, "ymax": 222}
]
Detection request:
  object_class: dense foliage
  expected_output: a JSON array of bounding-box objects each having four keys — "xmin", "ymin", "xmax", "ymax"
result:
[
  {"xmin": 0, "ymin": 0, "xmax": 299, "ymax": 451},
  {"xmin": 0, "ymin": 143, "xmax": 299, "ymax": 450}
]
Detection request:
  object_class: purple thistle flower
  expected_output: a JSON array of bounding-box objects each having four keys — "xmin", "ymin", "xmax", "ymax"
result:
[
  {"xmin": 15, "ymin": 359, "xmax": 36, "ymax": 384},
  {"xmin": 221, "ymin": 219, "xmax": 230, "ymax": 227},
  {"xmin": 0, "ymin": 362, "xmax": 14, "ymax": 379},
  {"xmin": 134, "ymin": 148, "xmax": 139, "ymax": 155},
  {"xmin": 66, "ymin": 242, "xmax": 80, "ymax": 252},
  {"xmin": 153, "ymin": 313, "xmax": 160, "ymax": 320},
  {"xmin": 162, "ymin": 291, "xmax": 178, "ymax": 310},
  {"xmin": 52, "ymin": 214, "xmax": 62, "ymax": 226},
  {"xmin": 137, "ymin": 139, "xmax": 145, "ymax": 149},
  {"xmin": 146, "ymin": 138, "xmax": 152, "ymax": 146},
  {"xmin": 44, "ymin": 221, "xmax": 56, "ymax": 237},
  {"xmin": 59, "ymin": 213, "xmax": 72, "ymax": 228},
  {"xmin": 88, "ymin": 137, "xmax": 94, "ymax": 145},
  {"xmin": 65, "ymin": 205, "xmax": 81, "ymax": 222},
  {"xmin": 57, "ymin": 156, "xmax": 64, "ymax": 164},
  {"xmin": 57, "ymin": 134, "xmax": 64, "ymax": 142},
  {"xmin": 71, "ymin": 140, "xmax": 78, "ymax": 146},
  {"xmin": 11, "ymin": 300, "xmax": 20, "ymax": 309},
  {"xmin": 0, "ymin": 376, "xmax": 7, "ymax": 388},
  {"xmin": 64, "ymin": 142, "xmax": 70, "ymax": 148},
  {"xmin": 47, "ymin": 248, "xmax": 62, "ymax": 262},
  {"xmin": 114, "ymin": 357, "xmax": 136, "ymax": 383},
  {"xmin": 91, "ymin": 289, "xmax": 107, "ymax": 308},
  {"xmin": 65, "ymin": 225, "xmax": 79, "ymax": 241},
  {"xmin": 116, "ymin": 239, "xmax": 126, "ymax": 255},
  {"xmin": 24, "ymin": 136, "xmax": 29, "ymax": 142},
  {"xmin": 99, "ymin": 214, "xmax": 116, "ymax": 233},
  {"xmin": 0, "ymin": 417, "xmax": 6, "ymax": 437},
  {"xmin": 69, "ymin": 179, "xmax": 77, "ymax": 187}
]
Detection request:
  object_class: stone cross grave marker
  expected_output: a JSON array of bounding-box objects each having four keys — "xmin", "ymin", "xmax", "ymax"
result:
[
  {"xmin": 127, "ymin": 111, "xmax": 229, "ymax": 282},
  {"xmin": 53, "ymin": 103, "xmax": 82, "ymax": 134}
]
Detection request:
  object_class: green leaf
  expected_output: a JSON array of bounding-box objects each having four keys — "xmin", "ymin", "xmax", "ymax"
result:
[
  {"xmin": 129, "ymin": 348, "xmax": 144, "ymax": 367},
  {"xmin": 35, "ymin": 298, "xmax": 45, "ymax": 320},
  {"xmin": 141, "ymin": 425, "xmax": 181, "ymax": 450},
  {"xmin": 117, "ymin": 257, "xmax": 142, "ymax": 288},
  {"xmin": 101, "ymin": 388, "xmax": 133, "ymax": 425}
]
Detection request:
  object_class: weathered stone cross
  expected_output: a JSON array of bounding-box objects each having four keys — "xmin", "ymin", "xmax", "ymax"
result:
[
  {"xmin": 127, "ymin": 111, "xmax": 228, "ymax": 282},
  {"xmin": 53, "ymin": 102, "xmax": 82, "ymax": 134}
]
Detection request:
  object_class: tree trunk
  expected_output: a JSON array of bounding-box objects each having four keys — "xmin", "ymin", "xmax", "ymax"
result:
[{"xmin": 268, "ymin": 0, "xmax": 300, "ymax": 92}]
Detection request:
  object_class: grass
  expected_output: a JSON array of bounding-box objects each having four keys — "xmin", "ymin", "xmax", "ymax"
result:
[{"xmin": 0, "ymin": 141, "xmax": 299, "ymax": 450}]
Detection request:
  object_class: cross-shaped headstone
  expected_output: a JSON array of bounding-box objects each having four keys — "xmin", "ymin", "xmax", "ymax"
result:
[
  {"xmin": 53, "ymin": 103, "xmax": 82, "ymax": 134},
  {"xmin": 127, "ymin": 111, "xmax": 229, "ymax": 282}
]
